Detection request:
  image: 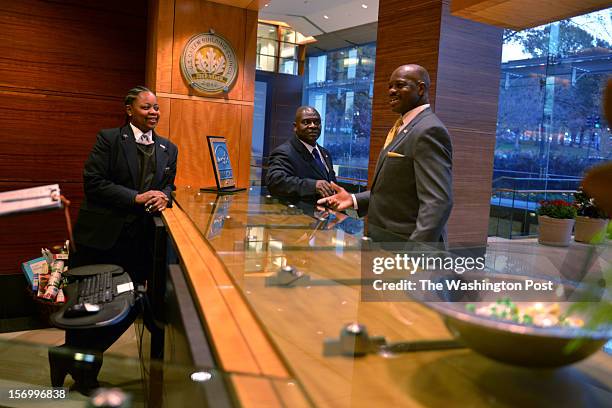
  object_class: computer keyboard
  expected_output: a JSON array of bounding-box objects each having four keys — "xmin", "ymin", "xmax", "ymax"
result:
[
  {"xmin": 78, "ymin": 271, "xmax": 116, "ymax": 304},
  {"xmin": 51, "ymin": 269, "xmax": 135, "ymax": 329}
]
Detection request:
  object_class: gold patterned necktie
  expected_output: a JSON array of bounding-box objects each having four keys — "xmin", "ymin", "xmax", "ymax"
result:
[{"xmin": 383, "ymin": 116, "xmax": 404, "ymax": 149}]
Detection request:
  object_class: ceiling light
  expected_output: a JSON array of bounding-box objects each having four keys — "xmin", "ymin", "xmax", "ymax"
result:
[
  {"xmin": 361, "ymin": 3, "xmax": 368, "ymax": 8},
  {"xmin": 264, "ymin": 3, "xmax": 269, "ymax": 7},
  {"xmin": 323, "ymin": 15, "xmax": 329, "ymax": 19}
]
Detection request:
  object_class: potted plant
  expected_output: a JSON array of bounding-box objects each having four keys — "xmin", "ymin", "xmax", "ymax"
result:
[
  {"xmin": 537, "ymin": 199, "xmax": 577, "ymax": 246},
  {"xmin": 573, "ymin": 187, "xmax": 609, "ymax": 244}
]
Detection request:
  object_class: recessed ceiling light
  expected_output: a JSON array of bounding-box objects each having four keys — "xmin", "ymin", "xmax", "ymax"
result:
[
  {"xmin": 264, "ymin": 3, "xmax": 269, "ymax": 6},
  {"xmin": 323, "ymin": 15, "xmax": 329, "ymax": 19},
  {"xmin": 361, "ymin": 3, "xmax": 368, "ymax": 8}
]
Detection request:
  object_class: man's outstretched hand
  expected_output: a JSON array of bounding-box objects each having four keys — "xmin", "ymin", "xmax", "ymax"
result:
[{"xmin": 316, "ymin": 182, "xmax": 352, "ymax": 210}]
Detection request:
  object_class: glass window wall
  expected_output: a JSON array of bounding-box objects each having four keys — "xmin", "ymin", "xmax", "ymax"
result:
[
  {"xmin": 491, "ymin": 8, "xmax": 612, "ymax": 237},
  {"xmin": 303, "ymin": 44, "xmax": 377, "ymax": 185}
]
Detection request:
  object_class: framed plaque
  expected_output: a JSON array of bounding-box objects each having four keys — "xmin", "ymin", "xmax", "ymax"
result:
[{"xmin": 202, "ymin": 136, "xmax": 245, "ymax": 193}]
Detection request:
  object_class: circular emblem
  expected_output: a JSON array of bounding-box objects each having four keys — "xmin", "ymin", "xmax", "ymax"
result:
[{"xmin": 180, "ymin": 32, "xmax": 238, "ymax": 94}]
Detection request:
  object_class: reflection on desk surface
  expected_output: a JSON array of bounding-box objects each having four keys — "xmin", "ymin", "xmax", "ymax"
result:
[{"xmin": 170, "ymin": 187, "xmax": 611, "ymax": 408}]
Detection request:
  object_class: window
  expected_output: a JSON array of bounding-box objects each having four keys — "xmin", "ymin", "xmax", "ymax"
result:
[
  {"xmin": 492, "ymin": 8, "xmax": 612, "ymax": 237},
  {"xmin": 303, "ymin": 44, "xmax": 377, "ymax": 185},
  {"xmin": 256, "ymin": 23, "xmax": 303, "ymax": 75}
]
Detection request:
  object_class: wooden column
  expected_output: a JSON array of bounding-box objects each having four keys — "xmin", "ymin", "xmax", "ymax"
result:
[
  {"xmin": 372, "ymin": 0, "xmax": 503, "ymax": 246},
  {"xmin": 146, "ymin": 0, "xmax": 258, "ymax": 188}
]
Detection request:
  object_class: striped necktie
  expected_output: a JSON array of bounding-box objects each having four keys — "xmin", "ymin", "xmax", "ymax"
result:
[{"xmin": 383, "ymin": 116, "xmax": 404, "ymax": 149}]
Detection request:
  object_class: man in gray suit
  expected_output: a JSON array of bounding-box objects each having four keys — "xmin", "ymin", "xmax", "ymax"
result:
[{"xmin": 318, "ymin": 64, "xmax": 453, "ymax": 245}]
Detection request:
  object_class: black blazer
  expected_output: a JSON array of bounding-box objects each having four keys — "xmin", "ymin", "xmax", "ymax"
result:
[
  {"xmin": 73, "ymin": 125, "xmax": 178, "ymax": 250},
  {"xmin": 265, "ymin": 135, "xmax": 337, "ymax": 198}
]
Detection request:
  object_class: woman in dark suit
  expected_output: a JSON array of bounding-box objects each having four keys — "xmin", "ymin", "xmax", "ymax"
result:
[
  {"xmin": 49, "ymin": 86, "xmax": 178, "ymax": 394},
  {"xmin": 71, "ymin": 85, "xmax": 178, "ymax": 283}
]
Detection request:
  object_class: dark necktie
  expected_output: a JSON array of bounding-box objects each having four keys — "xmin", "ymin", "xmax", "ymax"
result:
[{"xmin": 312, "ymin": 148, "xmax": 328, "ymax": 176}]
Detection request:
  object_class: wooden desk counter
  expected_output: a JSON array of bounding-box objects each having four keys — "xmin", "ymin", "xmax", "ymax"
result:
[{"xmin": 162, "ymin": 188, "xmax": 612, "ymax": 408}]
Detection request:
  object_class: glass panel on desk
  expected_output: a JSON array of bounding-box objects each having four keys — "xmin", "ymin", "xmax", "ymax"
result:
[{"xmin": 171, "ymin": 187, "xmax": 612, "ymax": 408}]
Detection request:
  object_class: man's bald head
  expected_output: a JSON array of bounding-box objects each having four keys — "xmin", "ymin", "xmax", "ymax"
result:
[
  {"xmin": 388, "ymin": 64, "xmax": 431, "ymax": 114},
  {"xmin": 295, "ymin": 106, "xmax": 320, "ymax": 122},
  {"xmin": 396, "ymin": 64, "xmax": 430, "ymax": 89}
]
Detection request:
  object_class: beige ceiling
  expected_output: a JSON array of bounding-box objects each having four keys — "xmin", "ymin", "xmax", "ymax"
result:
[{"xmin": 259, "ymin": 0, "xmax": 379, "ymax": 36}]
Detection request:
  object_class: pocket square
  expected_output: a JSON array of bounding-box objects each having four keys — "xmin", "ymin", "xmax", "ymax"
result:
[{"xmin": 387, "ymin": 151, "xmax": 405, "ymax": 158}]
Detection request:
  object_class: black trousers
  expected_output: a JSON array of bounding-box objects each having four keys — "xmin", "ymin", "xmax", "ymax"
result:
[{"xmin": 71, "ymin": 216, "xmax": 154, "ymax": 285}]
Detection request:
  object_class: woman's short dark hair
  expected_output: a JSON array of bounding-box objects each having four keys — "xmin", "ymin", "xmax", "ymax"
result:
[{"xmin": 124, "ymin": 86, "xmax": 153, "ymax": 106}]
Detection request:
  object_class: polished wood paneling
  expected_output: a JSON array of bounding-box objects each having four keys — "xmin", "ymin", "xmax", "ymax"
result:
[
  {"xmin": 372, "ymin": 0, "xmax": 502, "ymax": 246},
  {"xmin": 172, "ymin": 0, "xmax": 247, "ymax": 100},
  {"xmin": 207, "ymin": 0, "xmax": 270, "ymax": 9},
  {"xmin": 239, "ymin": 105, "xmax": 255, "ymax": 186},
  {"xmin": 452, "ymin": 0, "xmax": 611, "ymax": 30},
  {"xmin": 0, "ymin": 91, "xmax": 121, "ymax": 160},
  {"xmin": 147, "ymin": 0, "xmax": 257, "ymax": 188},
  {"xmin": 0, "ymin": 0, "xmax": 146, "ymax": 276},
  {"xmin": 169, "ymin": 98, "xmax": 243, "ymax": 187},
  {"xmin": 146, "ymin": 0, "xmax": 175, "ymax": 93},
  {"xmin": 0, "ymin": 0, "xmax": 145, "ymax": 97},
  {"xmin": 231, "ymin": 374, "xmax": 313, "ymax": 408},
  {"xmin": 437, "ymin": 2, "xmax": 503, "ymax": 245},
  {"xmin": 155, "ymin": 96, "xmax": 172, "ymax": 138},
  {"xmin": 242, "ymin": 9, "xmax": 259, "ymax": 103}
]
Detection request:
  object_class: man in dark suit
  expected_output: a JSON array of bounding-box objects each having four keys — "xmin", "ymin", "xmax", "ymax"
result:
[
  {"xmin": 318, "ymin": 65, "xmax": 453, "ymax": 246},
  {"xmin": 266, "ymin": 106, "xmax": 337, "ymax": 199}
]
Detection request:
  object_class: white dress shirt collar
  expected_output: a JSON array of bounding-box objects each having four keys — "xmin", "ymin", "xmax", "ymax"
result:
[{"xmin": 129, "ymin": 122, "xmax": 154, "ymax": 145}]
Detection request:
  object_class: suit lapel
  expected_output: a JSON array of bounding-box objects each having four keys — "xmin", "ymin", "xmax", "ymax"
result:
[
  {"xmin": 153, "ymin": 133, "xmax": 169, "ymax": 187},
  {"xmin": 120, "ymin": 125, "xmax": 140, "ymax": 188}
]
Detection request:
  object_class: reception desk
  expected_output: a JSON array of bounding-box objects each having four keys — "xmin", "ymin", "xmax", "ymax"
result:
[{"xmin": 161, "ymin": 187, "xmax": 611, "ymax": 407}]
